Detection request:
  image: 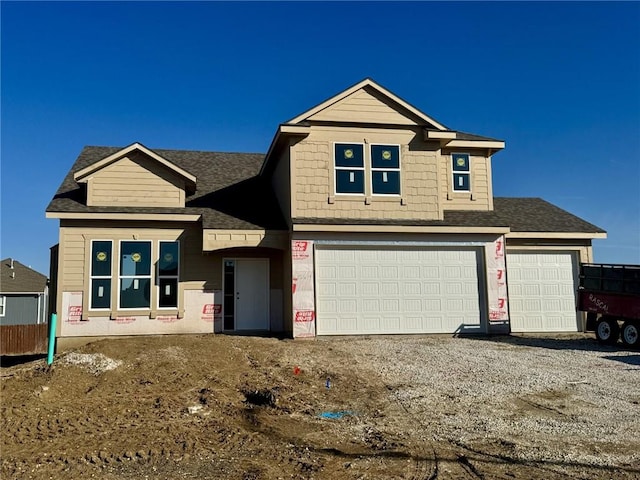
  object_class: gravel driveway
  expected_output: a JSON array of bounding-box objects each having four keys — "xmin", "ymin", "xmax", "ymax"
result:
[{"xmin": 327, "ymin": 334, "xmax": 640, "ymax": 475}]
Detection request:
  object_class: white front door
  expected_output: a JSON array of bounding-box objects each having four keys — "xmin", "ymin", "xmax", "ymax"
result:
[{"xmin": 233, "ymin": 259, "xmax": 269, "ymax": 331}]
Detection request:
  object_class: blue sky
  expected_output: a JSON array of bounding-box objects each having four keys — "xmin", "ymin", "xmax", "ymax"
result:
[{"xmin": 1, "ymin": 1, "xmax": 639, "ymax": 275}]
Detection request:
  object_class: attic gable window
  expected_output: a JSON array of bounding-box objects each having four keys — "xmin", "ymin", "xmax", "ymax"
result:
[
  {"xmin": 452, "ymin": 153, "xmax": 471, "ymax": 192},
  {"xmin": 334, "ymin": 143, "xmax": 365, "ymax": 194},
  {"xmin": 371, "ymin": 145, "xmax": 400, "ymax": 195}
]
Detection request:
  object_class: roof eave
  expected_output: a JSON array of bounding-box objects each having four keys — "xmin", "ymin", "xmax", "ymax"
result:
[
  {"xmin": 506, "ymin": 231, "xmax": 607, "ymax": 239},
  {"xmin": 292, "ymin": 224, "xmax": 511, "ymax": 234},
  {"xmin": 259, "ymin": 124, "xmax": 311, "ymax": 176}
]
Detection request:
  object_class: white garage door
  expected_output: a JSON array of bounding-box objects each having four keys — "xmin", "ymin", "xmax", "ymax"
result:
[
  {"xmin": 507, "ymin": 251, "xmax": 579, "ymax": 332},
  {"xmin": 315, "ymin": 246, "xmax": 483, "ymax": 335}
]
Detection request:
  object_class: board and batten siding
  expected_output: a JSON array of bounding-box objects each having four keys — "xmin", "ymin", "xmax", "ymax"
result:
[
  {"xmin": 87, "ymin": 155, "xmax": 185, "ymax": 208},
  {"xmin": 291, "ymin": 126, "xmax": 442, "ymax": 221}
]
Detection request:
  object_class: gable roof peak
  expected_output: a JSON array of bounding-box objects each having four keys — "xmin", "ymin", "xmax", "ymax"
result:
[
  {"xmin": 73, "ymin": 142, "xmax": 196, "ymax": 186},
  {"xmin": 285, "ymin": 78, "xmax": 448, "ymax": 130}
]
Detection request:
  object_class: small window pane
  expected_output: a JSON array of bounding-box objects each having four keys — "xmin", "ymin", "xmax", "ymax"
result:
[
  {"xmin": 91, "ymin": 241, "xmax": 112, "ymax": 277},
  {"xmin": 335, "ymin": 144, "xmax": 364, "ymax": 168},
  {"xmin": 371, "ymin": 145, "xmax": 399, "ymax": 169},
  {"xmin": 159, "ymin": 278, "xmax": 178, "ymax": 308},
  {"xmin": 120, "ymin": 242, "xmax": 151, "ymax": 276},
  {"xmin": 91, "ymin": 279, "xmax": 111, "ymax": 309},
  {"xmin": 453, "ymin": 173, "xmax": 470, "ymax": 191},
  {"xmin": 452, "ymin": 153, "xmax": 470, "ymax": 171},
  {"xmin": 159, "ymin": 242, "xmax": 179, "ymax": 276},
  {"xmin": 372, "ymin": 171, "xmax": 400, "ymax": 194},
  {"xmin": 336, "ymin": 169, "xmax": 364, "ymax": 194},
  {"xmin": 120, "ymin": 278, "xmax": 150, "ymax": 309}
]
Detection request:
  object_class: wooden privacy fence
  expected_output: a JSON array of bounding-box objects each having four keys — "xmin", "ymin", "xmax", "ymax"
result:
[{"xmin": 1, "ymin": 324, "xmax": 49, "ymax": 355}]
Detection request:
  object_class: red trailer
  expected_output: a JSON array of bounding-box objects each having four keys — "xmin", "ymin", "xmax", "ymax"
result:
[{"xmin": 578, "ymin": 263, "xmax": 640, "ymax": 347}]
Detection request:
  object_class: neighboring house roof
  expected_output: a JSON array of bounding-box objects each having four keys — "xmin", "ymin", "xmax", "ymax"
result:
[
  {"xmin": 293, "ymin": 198, "xmax": 606, "ymax": 235},
  {"xmin": 0, "ymin": 259, "xmax": 48, "ymax": 293},
  {"xmin": 46, "ymin": 146, "xmax": 288, "ymax": 230}
]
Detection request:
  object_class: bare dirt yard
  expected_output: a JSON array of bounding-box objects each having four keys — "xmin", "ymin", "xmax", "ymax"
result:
[{"xmin": 2, "ymin": 333, "xmax": 639, "ymax": 480}]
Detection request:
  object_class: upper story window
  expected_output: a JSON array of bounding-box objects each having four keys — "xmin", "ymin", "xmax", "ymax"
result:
[
  {"xmin": 334, "ymin": 143, "xmax": 401, "ymax": 195},
  {"xmin": 371, "ymin": 145, "xmax": 400, "ymax": 195},
  {"xmin": 334, "ymin": 143, "xmax": 365, "ymax": 194},
  {"xmin": 452, "ymin": 153, "xmax": 470, "ymax": 192},
  {"xmin": 119, "ymin": 241, "xmax": 151, "ymax": 309},
  {"xmin": 90, "ymin": 240, "xmax": 112, "ymax": 310},
  {"xmin": 0, "ymin": 295, "xmax": 5, "ymax": 317}
]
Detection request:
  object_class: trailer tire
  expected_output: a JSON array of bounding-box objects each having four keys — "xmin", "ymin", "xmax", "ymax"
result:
[
  {"xmin": 621, "ymin": 321, "xmax": 639, "ymax": 349},
  {"xmin": 595, "ymin": 317, "xmax": 619, "ymax": 345}
]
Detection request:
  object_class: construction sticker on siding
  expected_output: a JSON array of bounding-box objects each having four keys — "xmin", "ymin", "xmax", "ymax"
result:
[
  {"xmin": 62, "ymin": 291, "xmax": 83, "ymax": 323},
  {"xmin": 487, "ymin": 236, "xmax": 509, "ymax": 321},
  {"xmin": 292, "ymin": 240, "xmax": 316, "ymax": 338},
  {"xmin": 184, "ymin": 290, "xmax": 220, "ymax": 331}
]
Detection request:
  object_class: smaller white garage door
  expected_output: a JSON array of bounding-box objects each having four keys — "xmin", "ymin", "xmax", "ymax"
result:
[
  {"xmin": 507, "ymin": 251, "xmax": 579, "ymax": 332},
  {"xmin": 315, "ymin": 246, "xmax": 483, "ymax": 335}
]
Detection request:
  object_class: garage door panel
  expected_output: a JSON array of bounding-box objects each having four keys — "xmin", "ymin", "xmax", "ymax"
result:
[
  {"xmin": 424, "ymin": 298, "xmax": 442, "ymax": 311},
  {"xmin": 422, "ymin": 282, "xmax": 440, "ymax": 295},
  {"xmin": 338, "ymin": 283, "xmax": 357, "ymax": 296},
  {"xmin": 361, "ymin": 298, "xmax": 379, "ymax": 312},
  {"xmin": 339, "ymin": 266, "xmax": 357, "ymax": 278},
  {"xmin": 422, "ymin": 266, "xmax": 440, "ymax": 278},
  {"xmin": 360, "ymin": 266, "xmax": 377, "ymax": 278},
  {"xmin": 317, "ymin": 265, "xmax": 337, "ymax": 278},
  {"xmin": 381, "ymin": 299, "xmax": 400, "ymax": 311},
  {"xmin": 381, "ymin": 283, "xmax": 399, "ymax": 295},
  {"xmin": 402, "ymin": 266, "xmax": 420, "ymax": 278},
  {"xmin": 404, "ymin": 298, "xmax": 422, "ymax": 312},
  {"xmin": 380, "ymin": 266, "xmax": 399, "ymax": 278},
  {"xmin": 316, "ymin": 246, "xmax": 483, "ymax": 335},
  {"xmin": 508, "ymin": 251, "xmax": 579, "ymax": 332},
  {"xmin": 339, "ymin": 299, "xmax": 357, "ymax": 313},
  {"xmin": 403, "ymin": 282, "xmax": 421, "ymax": 295}
]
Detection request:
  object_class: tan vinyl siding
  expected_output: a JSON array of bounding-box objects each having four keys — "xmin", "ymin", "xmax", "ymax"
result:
[
  {"xmin": 271, "ymin": 145, "xmax": 292, "ymax": 226},
  {"xmin": 291, "ymin": 126, "xmax": 442, "ymax": 221},
  {"xmin": 87, "ymin": 155, "xmax": 185, "ymax": 208},
  {"xmin": 56, "ymin": 220, "xmax": 284, "ymax": 319},
  {"xmin": 440, "ymin": 151, "xmax": 493, "ymax": 211},
  {"xmin": 505, "ymin": 239, "xmax": 593, "ymax": 265},
  {"xmin": 307, "ymin": 87, "xmax": 420, "ymax": 125}
]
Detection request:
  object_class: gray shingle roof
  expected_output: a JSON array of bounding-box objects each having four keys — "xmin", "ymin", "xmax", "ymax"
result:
[
  {"xmin": 48, "ymin": 147, "xmax": 604, "ymax": 235},
  {"xmin": 1, "ymin": 259, "xmax": 48, "ymax": 293},
  {"xmin": 47, "ymin": 146, "xmax": 288, "ymax": 230},
  {"xmin": 293, "ymin": 198, "xmax": 605, "ymax": 234}
]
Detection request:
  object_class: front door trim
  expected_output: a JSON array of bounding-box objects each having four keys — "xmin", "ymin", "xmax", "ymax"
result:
[{"xmin": 221, "ymin": 257, "xmax": 270, "ymax": 332}]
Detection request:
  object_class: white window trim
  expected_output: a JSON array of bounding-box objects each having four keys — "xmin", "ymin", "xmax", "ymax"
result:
[
  {"xmin": 117, "ymin": 240, "xmax": 152, "ymax": 311},
  {"xmin": 0, "ymin": 295, "xmax": 5, "ymax": 317},
  {"xmin": 89, "ymin": 239, "xmax": 113, "ymax": 311},
  {"xmin": 334, "ymin": 142, "xmax": 366, "ymax": 196},
  {"xmin": 157, "ymin": 240, "xmax": 180, "ymax": 310},
  {"xmin": 451, "ymin": 152, "xmax": 471, "ymax": 193},
  {"xmin": 370, "ymin": 143, "xmax": 401, "ymax": 196}
]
